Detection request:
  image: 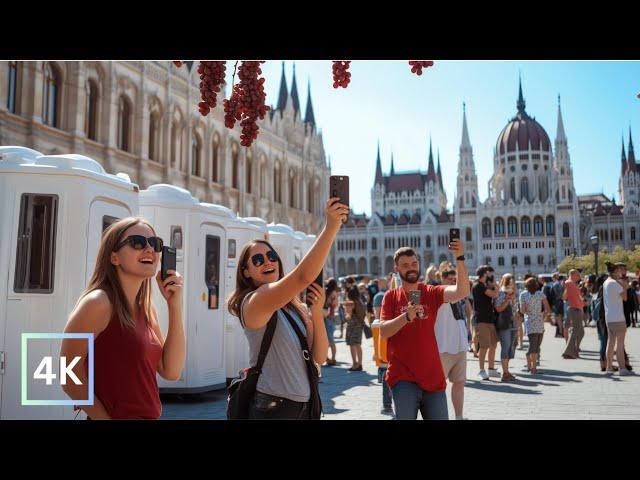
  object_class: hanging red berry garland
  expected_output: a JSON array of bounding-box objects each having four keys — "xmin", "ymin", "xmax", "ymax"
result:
[{"xmin": 408, "ymin": 60, "xmax": 434, "ymax": 75}]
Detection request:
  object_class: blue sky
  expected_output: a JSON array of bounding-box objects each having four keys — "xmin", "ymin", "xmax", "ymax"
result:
[{"xmin": 227, "ymin": 60, "xmax": 640, "ymax": 216}]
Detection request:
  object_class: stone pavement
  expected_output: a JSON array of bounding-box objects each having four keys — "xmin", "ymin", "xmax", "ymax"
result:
[{"xmin": 160, "ymin": 321, "xmax": 640, "ymax": 420}]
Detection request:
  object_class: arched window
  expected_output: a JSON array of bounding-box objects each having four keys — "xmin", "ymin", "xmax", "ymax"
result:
[
  {"xmin": 358, "ymin": 258, "xmax": 367, "ymax": 274},
  {"xmin": 562, "ymin": 185, "xmax": 566, "ymax": 199},
  {"xmin": 372, "ymin": 238, "xmax": 377, "ymax": 250},
  {"xmin": 524, "ymin": 255, "xmax": 531, "ymax": 266},
  {"xmin": 7, "ymin": 61, "xmax": 18, "ymax": 113},
  {"xmin": 385, "ymin": 256, "xmax": 394, "ymax": 275},
  {"xmin": 563, "ymin": 222, "xmax": 570, "ymax": 238},
  {"xmin": 371, "ymin": 256, "xmax": 380, "ymax": 276},
  {"xmin": 498, "ymin": 256, "xmax": 504, "ymax": 266},
  {"xmin": 273, "ymin": 161, "xmax": 281, "ymax": 202},
  {"xmin": 632, "ymin": 227, "xmax": 636, "ymax": 241},
  {"xmin": 426, "ymin": 235, "xmax": 431, "ymax": 248},
  {"xmin": 568, "ymin": 188, "xmax": 573, "ymax": 202},
  {"xmin": 307, "ymin": 181, "xmax": 313, "ymax": 213},
  {"xmin": 482, "ymin": 218, "xmax": 492, "ymax": 238},
  {"xmin": 465, "ymin": 227, "xmax": 472, "ymax": 242},
  {"xmin": 521, "ymin": 216, "xmax": 531, "ymax": 236},
  {"xmin": 148, "ymin": 112, "xmax": 160, "ymax": 161},
  {"xmin": 534, "ymin": 216, "xmax": 544, "ymax": 236},
  {"xmin": 538, "ymin": 255, "xmax": 544, "ymax": 265},
  {"xmin": 485, "ymin": 257, "xmax": 492, "ymax": 265},
  {"xmin": 191, "ymin": 133, "xmax": 202, "ymax": 177},
  {"xmin": 85, "ymin": 79, "xmax": 99, "ymax": 141},
  {"xmin": 246, "ymin": 150, "xmax": 253, "ymax": 194},
  {"xmin": 338, "ymin": 258, "xmax": 346, "ymax": 277},
  {"xmin": 538, "ymin": 175, "xmax": 548, "ymax": 201},
  {"xmin": 170, "ymin": 121, "xmax": 181, "ymax": 168},
  {"xmin": 117, "ymin": 95, "xmax": 132, "ymax": 152},
  {"xmin": 546, "ymin": 215, "xmax": 555, "ymax": 236},
  {"xmin": 232, "ymin": 144, "xmax": 239, "ymax": 189},
  {"xmin": 347, "ymin": 258, "xmax": 356, "ymax": 274},
  {"xmin": 520, "ymin": 177, "xmax": 529, "ymax": 202},
  {"xmin": 507, "ymin": 217, "xmax": 518, "ymax": 236},
  {"xmin": 289, "ymin": 170, "xmax": 296, "ymax": 208},
  {"xmin": 494, "ymin": 217, "xmax": 505, "ymax": 236},
  {"xmin": 42, "ymin": 63, "xmax": 61, "ymax": 128},
  {"xmin": 511, "ymin": 256, "xmax": 518, "ymax": 266},
  {"xmin": 509, "ymin": 177, "xmax": 516, "ymax": 202},
  {"xmin": 211, "ymin": 133, "xmax": 220, "ymax": 182}
]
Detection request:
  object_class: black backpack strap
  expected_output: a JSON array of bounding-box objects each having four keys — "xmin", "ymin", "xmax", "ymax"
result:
[
  {"xmin": 280, "ymin": 308, "xmax": 312, "ymax": 357},
  {"xmin": 239, "ymin": 292, "xmax": 278, "ymax": 373}
]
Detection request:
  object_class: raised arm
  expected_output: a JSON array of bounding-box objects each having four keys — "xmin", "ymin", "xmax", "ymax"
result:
[
  {"xmin": 244, "ymin": 199, "xmax": 348, "ymax": 328},
  {"xmin": 443, "ymin": 239, "xmax": 470, "ymax": 303}
]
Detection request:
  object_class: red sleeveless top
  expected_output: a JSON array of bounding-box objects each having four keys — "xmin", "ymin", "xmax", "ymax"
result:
[{"xmin": 85, "ymin": 309, "xmax": 163, "ymax": 419}]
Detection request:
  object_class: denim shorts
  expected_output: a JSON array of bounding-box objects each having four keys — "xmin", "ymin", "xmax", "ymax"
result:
[{"xmin": 324, "ymin": 317, "xmax": 336, "ymax": 343}]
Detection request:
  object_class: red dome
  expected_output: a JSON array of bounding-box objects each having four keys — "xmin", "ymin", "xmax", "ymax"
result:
[{"xmin": 497, "ymin": 112, "xmax": 551, "ymax": 155}]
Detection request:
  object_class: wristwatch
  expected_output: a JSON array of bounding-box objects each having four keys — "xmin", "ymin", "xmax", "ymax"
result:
[
  {"xmin": 404, "ymin": 312, "xmax": 413, "ymax": 323},
  {"xmin": 456, "ymin": 255, "xmax": 465, "ymax": 261}
]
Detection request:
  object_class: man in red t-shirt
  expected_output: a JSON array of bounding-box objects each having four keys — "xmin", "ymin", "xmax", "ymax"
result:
[{"xmin": 380, "ymin": 240, "xmax": 470, "ymax": 420}]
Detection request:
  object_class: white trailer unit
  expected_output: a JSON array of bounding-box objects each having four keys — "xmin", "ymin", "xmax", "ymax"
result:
[
  {"xmin": 0, "ymin": 147, "xmax": 139, "ymax": 419},
  {"xmin": 266, "ymin": 223, "xmax": 299, "ymax": 276},
  {"xmin": 139, "ymin": 185, "xmax": 229, "ymax": 393}
]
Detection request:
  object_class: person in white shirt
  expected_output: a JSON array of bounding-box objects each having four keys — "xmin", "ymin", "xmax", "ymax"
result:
[
  {"xmin": 435, "ymin": 268, "xmax": 472, "ymax": 420},
  {"xmin": 603, "ymin": 262, "xmax": 631, "ymax": 376}
]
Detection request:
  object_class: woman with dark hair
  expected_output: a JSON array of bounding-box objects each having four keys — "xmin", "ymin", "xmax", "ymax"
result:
[
  {"xmin": 593, "ymin": 273, "xmax": 609, "ymax": 371},
  {"xmin": 519, "ymin": 277, "xmax": 552, "ymax": 374},
  {"xmin": 345, "ymin": 285, "xmax": 367, "ymax": 371},
  {"xmin": 324, "ymin": 278, "xmax": 339, "ymax": 366},
  {"xmin": 227, "ymin": 198, "xmax": 348, "ymax": 419},
  {"xmin": 61, "ymin": 217, "xmax": 186, "ymax": 419}
]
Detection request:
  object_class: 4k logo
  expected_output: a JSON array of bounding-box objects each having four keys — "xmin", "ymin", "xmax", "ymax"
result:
[{"xmin": 21, "ymin": 333, "xmax": 94, "ymax": 406}]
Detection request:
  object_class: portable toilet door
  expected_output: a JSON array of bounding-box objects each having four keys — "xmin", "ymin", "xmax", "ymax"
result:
[
  {"xmin": 0, "ymin": 147, "xmax": 138, "ymax": 420},
  {"xmin": 223, "ymin": 217, "xmax": 267, "ymax": 382}
]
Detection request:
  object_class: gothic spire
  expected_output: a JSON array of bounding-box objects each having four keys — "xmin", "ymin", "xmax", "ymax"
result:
[
  {"xmin": 290, "ymin": 63, "xmax": 300, "ymax": 115},
  {"xmin": 304, "ymin": 79, "xmax": 316, "ymax": 127},
  {"xmin": 276, "ymin": 61, "xmax": 288, "ymax": 112}
]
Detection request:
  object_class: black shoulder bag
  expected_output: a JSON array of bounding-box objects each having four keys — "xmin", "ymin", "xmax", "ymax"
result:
[
  {"xmin": 281, "ymin": 309, "xmax": 323, "ymax": 419},
  {"xmin": 226, "ymin": 312, "xmax": 277, "ymax": 420}
]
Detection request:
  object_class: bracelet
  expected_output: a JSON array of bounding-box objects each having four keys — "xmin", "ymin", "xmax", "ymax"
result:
[{"xmin": 456, "ymin": 255, "xmax": 465, "ymax": 261}]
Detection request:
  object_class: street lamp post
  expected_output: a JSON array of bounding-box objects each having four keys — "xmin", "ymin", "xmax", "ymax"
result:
[{"xmin": 590, "ymin": 235, "xmax": 599, "ymax": 276}]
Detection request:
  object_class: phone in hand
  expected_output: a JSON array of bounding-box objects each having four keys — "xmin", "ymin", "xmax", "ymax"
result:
[
  {"xmin": 409, "ymin": 290, "xmax": 423, "ymax": 318},
  {"xmin": 330, "ymin": 175, "xmax": 349, "ymax": 210},
  {"xmin": 161, "ymin": 246, "xmax": 177, "ymax": 284},
  {"xmin": 449, "ymin": 228, "xmax": 460, "ymax": 245},
  {"xmin": 306, "ymin": 269, "xmax": 323, "ymax": 307}
]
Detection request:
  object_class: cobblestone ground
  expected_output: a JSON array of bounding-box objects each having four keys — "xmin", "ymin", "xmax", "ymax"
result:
[{"xmin": 161, "ymin": 321, "xmax": 640, "ymax": 420}]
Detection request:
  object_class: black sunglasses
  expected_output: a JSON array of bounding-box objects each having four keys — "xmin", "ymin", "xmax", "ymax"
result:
[
  {"xmin": 114, "ymin": 235, "xmax": 164, "ymax": 253},
  {"xmin": 249, "ymin": 250, "xmax": 279, "ymax": 267}
]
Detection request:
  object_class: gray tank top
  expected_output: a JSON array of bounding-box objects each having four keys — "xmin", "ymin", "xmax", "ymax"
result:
[{"xmin": 241, "ymin": 292, "xmax": 310, "ymax": 402}]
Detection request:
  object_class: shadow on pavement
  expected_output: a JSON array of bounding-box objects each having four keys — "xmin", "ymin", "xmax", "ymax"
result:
[
  {"xmin": 161, "ymin": 389, "xmax": 227, "ymax": 404},
  {"xmin": 319, "ymin": 364, "xmax": 378, "ymax": 415},
  {"xmin": 465, "ymin": 380, "xmax": 542, "ymax": 394},
  {"xmin": 535, "ymin": 368, "xmax": 615, "ymax": 379}
]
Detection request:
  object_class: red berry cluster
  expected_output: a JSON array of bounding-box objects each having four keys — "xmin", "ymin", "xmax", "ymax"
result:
[
  {"xmin": 223, "ymin": 61, "xmax": 270, "ymax": 147},
  {"xmin": 332, "ymin": 61, "xmax": 351, "ymax": 88},
  {"xmin": 197, "ymin": 61, "xmax": 227, "ymax": 116},
  {"xmin": 173, "ymin": 61, "xmax": 183, "ymax": 68},
  {"xmin": 409, "ymin": 60, "xmax": 434, "ymax": 75}
]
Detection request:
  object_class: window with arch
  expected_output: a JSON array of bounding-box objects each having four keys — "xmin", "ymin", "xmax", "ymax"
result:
[
  {"xmin": 534, "ymin": 216, "xmax": 544, "ymax": 236},
  {"xmin": 117, "ymin": 95, "xmax": 132, "ymax": 152},
  {"xmin": 538, "ymin": 255, "xmax": 544, "ymax": 265},
  {"xmin": 372, "ymin": 238, "xmax": 377, "ymax": 250},
  {"xmin": 524, "ymin": 255, "xmax": 531, "ymax": 266},
  {"xmin": 498, "ymin": 256, "xmax": 504, "ymax": 266},
  {"xmin": 307, "ymin": 180, "xmax": 314, "ymax": 213},
  {"xmin": 148, "ymin": 112, "xmax": 160, "ymax": 162},
  {"xmin": 511, "ymin": 256, "xmax": 518, "ymax": 266},
  {"xmin": 7, "ymin": 61, "xmax": 18, "ymax": 113},
  {"xmin": 494, "ymin": 217, "xmax": 505, "ymax": 236},
  {"xmin": 632, "ymin": 227, "xmax": 636, "ymax": 242},
  {"xmin": 568, "ymin": 188, "xmax": 573, "ymax": 202},
  {"xmin": 170, "ymin": 121, "xmax": 181, "ymax": 168},
  {"xmin": 520, "ymin": 177, "xmax": 529, "ymax": 202},
  {"xmin": 426, "ymin": 235, "xmax": 431, "ymax": 248},
  {"xmin": 562, "ymin": 222, "xmax": 570, "ymax": 238},
  {"xmin": 231, "ymin": 145, "xmax": 239, "ymax": 189},
  {"xmin": 510, "ymin": 177, "xmax": 516, "ymax": 202},
  {"xmin": 273, "ymin": 162, "xmax": 281, "ymax": 203},
  {"xmin": 465, "ymin": 227, "xmax": 472, "ymax": 242},
  {"xmin": 85, "ymin": 79, "xmax": 99, "ymax": 141},
  {"xmin": 191, "ymin": 133, "xmax": 202, "ymax": 177},
  {"xmin": 561, "ymin": 185, "xmax": 566, "ymax": 200},
  {"xmin": 482, "ymin": 218, "xmax": 492, "ymax": 238},
  {"xmin": 546, "ymin": 215, "xmax": 555, "ymax": 236},
  {"xmin": 246, "ymin": 150, "xmax": 253, "ymax": 194},
  {"xmin": 521, "ymin": 217, "xmax": 531, "ymax": 236},
  {"xmin": 42, "ymin": 63, "xmax": 61, "ymax": 128},
  {"xmin": 289, "ymin": 170, "xmax": 296, "ymax": 208},
  {"xmin": 485, "ymin": 257, "xmax": 492, "ymax": 265},
  {"xmin": 507, "ymin": 217, "xmax": 518, "ymax": 236},
  {"xmin": 211, "ymin": 134, "xmax": 220, "ymax": 182}
]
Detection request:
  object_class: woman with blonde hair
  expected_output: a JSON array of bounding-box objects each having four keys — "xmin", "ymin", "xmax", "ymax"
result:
[
  {"xmin": 61, "ymin": 217, "xmax": 186, "ymax": 419},
  {"xmin": 426, "ymin": 265, "xmax": 439, "ymax": 286},
  {"xmin": 494, "ymin": 273, "xmax": 517, "ymax": 381}
]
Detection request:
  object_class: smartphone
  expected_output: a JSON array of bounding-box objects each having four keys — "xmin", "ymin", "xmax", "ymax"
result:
[
  {"xmin": 330, "ymin": 175, "xmax": 349, "ymax": 209},
  {"xmin": 409, "ymin": 290, "xmax": 423, "ymax": 318},
  {"xmin": 449, "ymin": 228, "xmax": 460, "ymax": 244},
  {"xmin": 161, "ymin": 246, "xmax": 177, "ymax": 283},
  {"xmin": 306, "ymin": 269, "xmax": 324, "ymax": 307}
]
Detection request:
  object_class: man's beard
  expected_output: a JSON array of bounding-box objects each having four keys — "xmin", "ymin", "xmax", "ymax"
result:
[{"xmin": 399, "ymin": 270, "xmax": 419, "ymax": 283}]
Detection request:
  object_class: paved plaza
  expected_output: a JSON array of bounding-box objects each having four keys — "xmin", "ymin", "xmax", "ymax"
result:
[{"xmin": 160, "ymin": 322, "xmax": 640, "ymax": 420}]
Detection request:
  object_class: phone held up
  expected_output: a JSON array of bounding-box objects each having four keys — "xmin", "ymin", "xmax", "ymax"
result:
[
  {"xmin": 161, "ymin": 246, "xmax": 177, "ymax": 285},
  {"xmin": 330, "ymin": 175, "xmax": 349, "ymax": 222},
  {"xmin": 449, "ymin": 228, "xmax": 460, "ymax": 246},
  {"xmin": 306, "ymin": 269, "xmax": 324, "ymax": 307},
  {"xmin": 409, "ymin": 290, "xmax": 423, "ymax": 318}
]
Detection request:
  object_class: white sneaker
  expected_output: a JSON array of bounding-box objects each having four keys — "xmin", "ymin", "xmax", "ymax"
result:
[
  {"xmin": 605, "ymin": 368, "xmax": 616, "ymax": 375},
  {"xmin": 478, "ymin": 370, "xmax": 489, "ymax": 381},
  {"xmin": 488, "ymin": 369, "xmax": 501, "ymax": 378},
  {"xmin": 619, "ymin": 368, "xmax": 632, "ymax": 376}
]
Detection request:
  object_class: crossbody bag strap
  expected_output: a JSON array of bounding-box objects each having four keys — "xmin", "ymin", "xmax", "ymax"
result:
[
  {"xmin": 239, "ymin": 292, "xmax": 278, "ymax": 373},
  {"xmin": 280, "ymin": 308, "xmax": 312, "ymax": 362}
]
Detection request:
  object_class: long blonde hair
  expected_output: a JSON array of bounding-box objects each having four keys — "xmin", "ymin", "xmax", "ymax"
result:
[
  {"xmin": 77, "ymin": 216, "xmax": 156, "ymax": 329},
  {"xmin": 499, "ymin": 273, "xmax": 514, "ymax": 291}
]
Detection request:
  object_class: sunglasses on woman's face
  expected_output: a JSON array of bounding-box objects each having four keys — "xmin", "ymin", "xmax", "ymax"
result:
[
  {"xmin": 114, "ymin": 235, "xmax": 163, "ymax": 253},
  {"xmin": 249, "ymin": 250, "xmax": 279, "ymax": 267}
]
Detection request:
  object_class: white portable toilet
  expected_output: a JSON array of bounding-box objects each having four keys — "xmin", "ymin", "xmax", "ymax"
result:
[
  {"xmin": 139, "ymin": 185, "xmax": 231, "ymax": 393},
  {"xmin": 222, "ymin": 217, "xmax": 268, "ymax": 382},
  {"xmin": 0, "ymin": 147, "xmax": 139, "ymax": 420}
]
